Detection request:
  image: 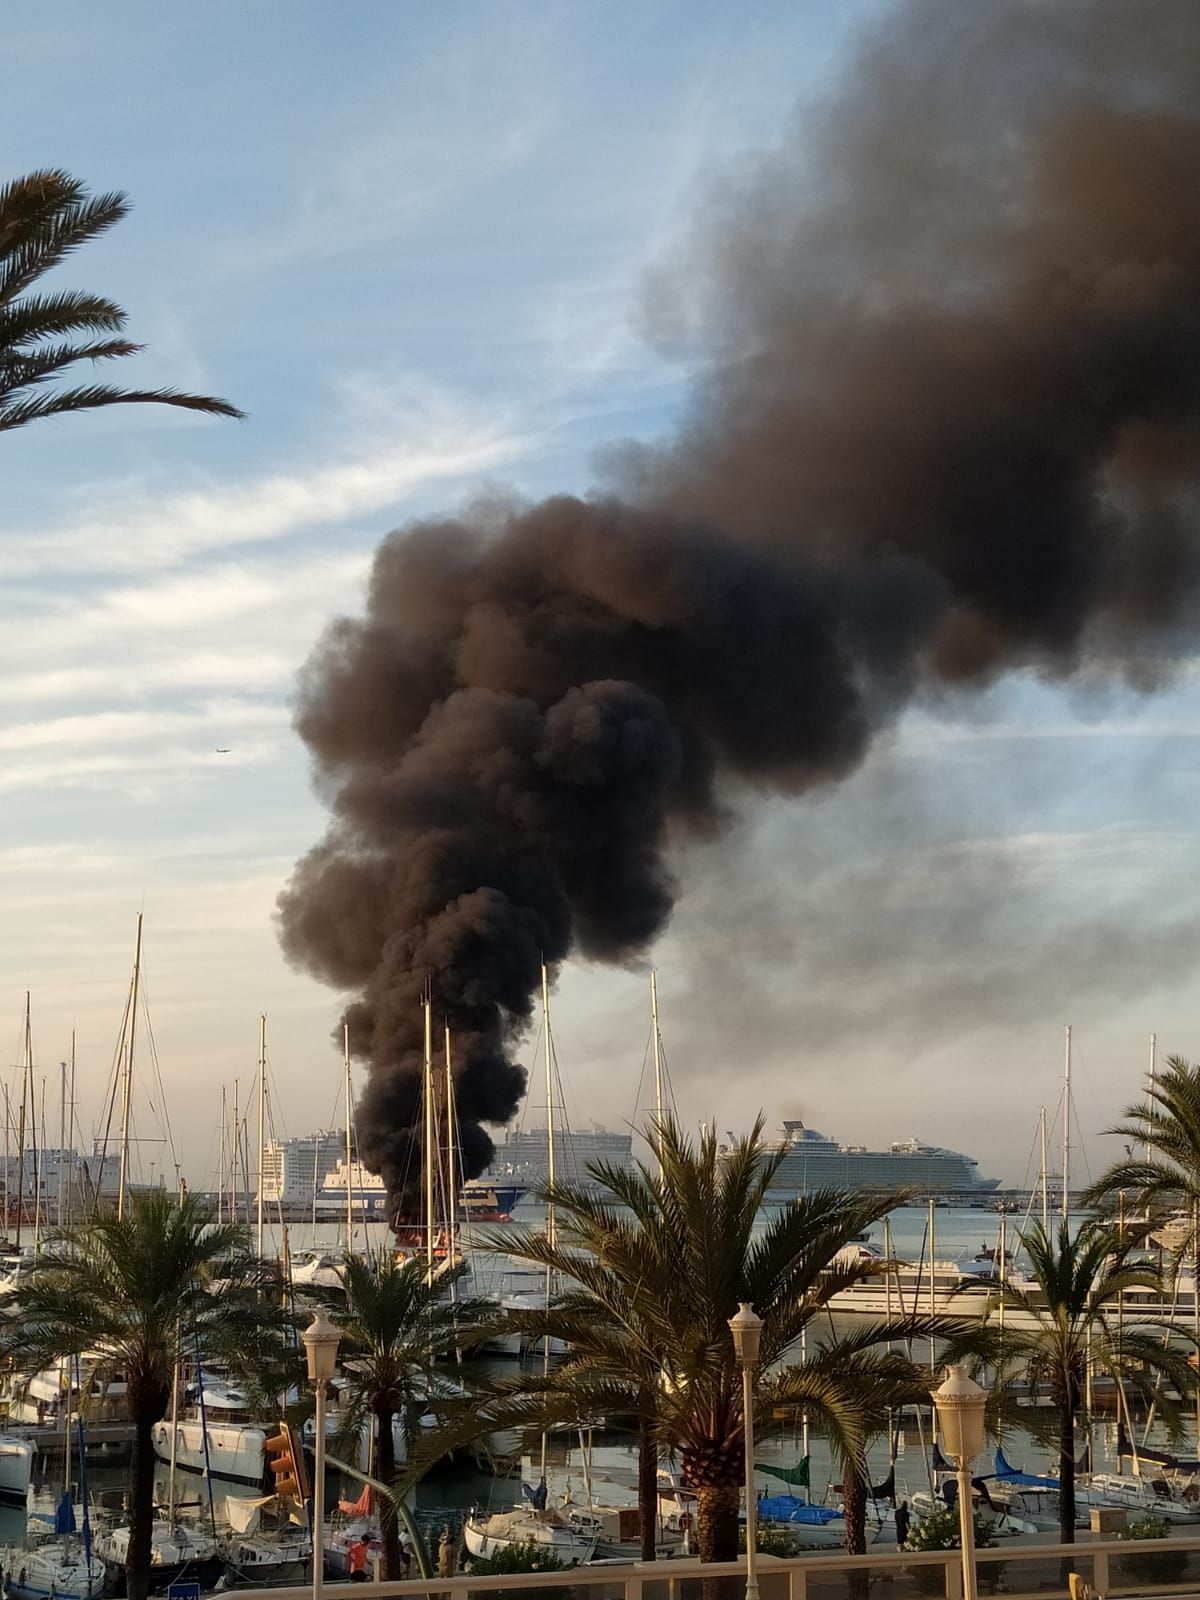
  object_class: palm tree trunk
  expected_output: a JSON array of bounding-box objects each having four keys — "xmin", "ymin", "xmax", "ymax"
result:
[
  {"xmin": 126, "ymin": 1409, "xmax": 157, "ymax": 1600},
  {"xmin": 841, "ymin": 1464, "xmax": 869, "ymax": 1600},
  {"xmin": 694, "ymin": 1481, "xmax": 739, "ymax": 1562},
  {"xmin": 375, "ymin": 1407, "xmax": 402, "ymax": 1580},
  {"xmin": 1058, "ymin": 1400, "xmax": 1076, "ymax": 1546},
  {"xmin": 637, "ymin": 1413, "xmax": 658, "ymax": 1561}
]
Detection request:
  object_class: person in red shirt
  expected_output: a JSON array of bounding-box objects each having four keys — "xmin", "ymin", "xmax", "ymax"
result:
[{"xmin": 348, "ymin": 1534, "xmax": 371, "ymax": 1582}]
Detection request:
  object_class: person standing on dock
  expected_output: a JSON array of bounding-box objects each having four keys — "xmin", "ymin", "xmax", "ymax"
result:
[{"xmin": 348, "ymin": 1535, "xmax": 370, "ymax": 1583}]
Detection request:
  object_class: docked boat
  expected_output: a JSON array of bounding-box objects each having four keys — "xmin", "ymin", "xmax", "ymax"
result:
[
  {"xmin": 150, "ymin": 1374, "xmax": 266, "ymax": 1484},
  {"xmin": 98, "ymin": 1521, "xmax": 223, "ymax": 1596},
  {"xmin": 0, "ymin": 1538, "xmax": 105, "ymax": 1600},
  {"xmin": 463, "ymin": 1505, "xmax": 598, "ymax": 1564},
  {"xmin": 755, "ymin": 1496, "xmax": 846, "ymax": 1547},
  {"xmin": 221, "ymin": 1495, "xmax": 312, "ymax": 1588},
  {"xmin": 0, "ymin": 1434, "xmax": 34, "ymax": 1507},
  {"xmin": 323, "ymin": 1516, "xmax": 380, "ymax": 1579}
]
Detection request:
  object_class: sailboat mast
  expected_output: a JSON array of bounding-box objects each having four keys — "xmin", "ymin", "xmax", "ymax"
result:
[
  {"xmin": 423, "ymin": 996, "xmax": 435, "ymax": 1274},
  {"xmin": 444, "ymin": 1025, "xmax": 458, "ymax": 1268},
  {"xmin": 257, "ymin": 1015, "xmax": 267, "ymax": 1257},
  {"xmin": 217, "ymin": 1087, "xmax": 226, "ymax": 1225},
  {"xmin": 15, "ymin": 993, "xmax": 30, "ymax": 1250},
  {"xmin": 58, "ymin": 1055, "xmax": 66, "ymax": 1230},
  {"xmin": 2, "ymin": 1085, "xmax": 9, "ymax": 1236},
  {"xmin": 650, "ymin": 970, "xmax": 664, "ymax": 1183},
  {"xmin": 543, "ymin": 964, "xmax": 555, "ymax": 1247},
  {"xmin": 67, "ymin": 1032, "xmax": 75, "ymax": 1228},
  {"xmin": 231, "ymin": 1078, "xmax": 240, "ymax": 1225},
  {"xmin": 1039, "ymin": 1106, "xmax": 1049, "ymax": 1231},
  {"xmin": 1063, "ymin": 1024, "xmax": 1072, "ymax": 1226},
  {"xmin": 343, "ymin": 1023, "xmax": 354, "ymax": 1253},
  {"xmin": 34, "ymin": 1075, "xmax": 44, "ymax": 1252},
  {"xmin": 117, "ymin": 913, "xmax": 143, "ymax": 1221},
  {"xmin": 540, "ymin": 961, "xmax": 555, "ymax": 1481}
]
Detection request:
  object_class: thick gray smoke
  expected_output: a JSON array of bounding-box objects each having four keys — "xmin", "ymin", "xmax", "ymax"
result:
[{"xmin": 278, "ymin": 0, "xmax": 1200, "ymax": 1218}]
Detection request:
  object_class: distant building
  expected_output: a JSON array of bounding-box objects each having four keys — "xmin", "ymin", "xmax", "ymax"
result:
[{"xmin": 258, "ymin": 1132, "xmax": 344, "ymax": 1211}]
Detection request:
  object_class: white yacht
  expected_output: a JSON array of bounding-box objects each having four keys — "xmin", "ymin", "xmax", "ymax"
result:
[{"xmin": 151, "ymin": 1375, "xmax": 266, "ymax": 1484}]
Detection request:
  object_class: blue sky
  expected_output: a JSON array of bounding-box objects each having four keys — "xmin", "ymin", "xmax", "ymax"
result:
[{"xmin": 2, "ymin": 2, "xmax": 1196, "ymax": 1190}]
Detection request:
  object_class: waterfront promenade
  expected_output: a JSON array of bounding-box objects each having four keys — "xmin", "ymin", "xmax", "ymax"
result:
[{"xmin": 215, "ymin": 1531, "xmax": 1200, "ymax": 1599}]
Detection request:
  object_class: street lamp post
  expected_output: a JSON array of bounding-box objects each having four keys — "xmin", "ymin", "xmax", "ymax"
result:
[
  {"xmin": 729, "ymin": 1302, "xmax": 764, "ymax": 1600},
  {"xmin": 932, "ymin": 1364, "xmax": 989, "ymax": 1600},
  {"xmin": 303, "ymin": 1309, "xmax": 342, "ymax": 1600}
]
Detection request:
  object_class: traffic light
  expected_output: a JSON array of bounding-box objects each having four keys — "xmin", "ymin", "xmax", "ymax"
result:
[{"xmin": 265, "ymin": 1422, "xmax": 310, "ymax": 1504}]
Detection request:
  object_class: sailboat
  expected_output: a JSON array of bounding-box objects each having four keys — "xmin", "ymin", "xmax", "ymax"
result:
[
  {"xmin": 221, "ymin": 1491, "xmax": 313, "ymax": 1588},
  {"xmin": 0, "ymin": 1365, "xmax": 104, "ymax": 1600}
]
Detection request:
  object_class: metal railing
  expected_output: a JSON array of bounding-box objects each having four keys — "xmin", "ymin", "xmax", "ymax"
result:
[{"xmin": 226, "ymin": 1530, "xmax": 1200, "ymax": 1600}]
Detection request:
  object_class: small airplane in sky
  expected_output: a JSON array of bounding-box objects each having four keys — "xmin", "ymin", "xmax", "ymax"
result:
[{"xmin": 215, "ymin": 747, "xmax": 231, "ymax": 754}]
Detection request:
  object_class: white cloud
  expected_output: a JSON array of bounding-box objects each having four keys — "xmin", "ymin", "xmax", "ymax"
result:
[{"xmin": 1, "ymin": 381, "xmax": 535, "ymax": 578}]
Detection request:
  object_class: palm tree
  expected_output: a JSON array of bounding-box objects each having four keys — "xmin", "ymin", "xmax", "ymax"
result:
[
  {"xmin": 3, "ymin": 1191, "xmax": 289, "ymax": 1600},
  {"xmin": 966, "ymin": 1219, "xmax": 1193, "ymax": 1546},
  {"xmin": 308, "ymin": 1254, "xmax": 495, "ymax": 1580},
  {"xmin": 1084, "ymin": 1053, "xmax": 1200, "ymax": 1247},
  {"xmin": 1, "ymin": 169, "xmax": 243, "ymax": 432},
  {"xmin": 480, "ymin": 1117, "xmax": 926, "ymax": 1564}
]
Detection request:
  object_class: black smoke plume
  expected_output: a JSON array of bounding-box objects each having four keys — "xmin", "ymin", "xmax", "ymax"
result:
[{"xmin": 278, "ymin": 0, "xmax": 1200, "ymax": 1218}]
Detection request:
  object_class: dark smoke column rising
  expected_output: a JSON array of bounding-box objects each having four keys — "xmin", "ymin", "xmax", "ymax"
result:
[{"xmin": 278, "ymin": 1, "xmax": 1200, "ymax": 1219}]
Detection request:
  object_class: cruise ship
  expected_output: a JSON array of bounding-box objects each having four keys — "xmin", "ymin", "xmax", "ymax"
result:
[
  {"xmin": 761, "ymin": 1121, "xmax": 999, "ymax": 1197},
  {"xmin": 483, "ymin": 1126, "xmax": 634, "ymax": 1190}
]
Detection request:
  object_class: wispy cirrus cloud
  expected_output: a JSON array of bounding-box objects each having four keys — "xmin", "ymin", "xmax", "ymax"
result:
[{"xmin": 2, "ymin": 379, "xmax": 536, "ymax": 579}]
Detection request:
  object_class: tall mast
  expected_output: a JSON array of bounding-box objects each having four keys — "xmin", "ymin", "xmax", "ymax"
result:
[
  {"xmin": 217, "ymin": 1086, "xmax": 227, "ymax": 1225},
  {"xmin": 67, "ymin": 1031, "xmax": 75, "ymax": 1227},
  {"xmin": 1039, "ymin": 1106, "xmax": 1049, "ymax": 1231},
  {"xmin": 542, "ymin": 963, "xmax": 556, "ymax": 1246},
  {"xmin": 1062, "ymin": 1024, "xmax": 1072, "ymax": 1227},
  {"xmin": 311, "ymin": 1129, "xmax": 321, "ymax": 1234},
  {"xmin": 650, "ymin": 970, "xmax": 664, "ymax": 1183},
  {"xmin": 343, "ymin": 1023, "xmax": 354, "ymax": 1253},
  {"xmin": 444, "ymin": 1024, "xmax": 458, "ymax": 1268},
  {"xmin": 540, "ymin": 961, "xmax": 556, "ymax": 1481},
  {"xmin": 3, "ymin": 1084, "xmax": 9, "ymax": 1236},
  {"xmin": 34, "ymin": 1075, "xmax": 44, "ymax": 1252},
  {"xmin": 118, "ymin": 913, "xmax": 143, "ymax": 1221},
  {"xmin": 257, "ymin": 1015, "xmax": 267, "ymax": 1257},
  {"xmin": 58, "ymin": 1055, "xmax": 67, "ymax": 1230},
  {"xmin": 231, "ymin": 1078, "xmax": 240, "ymax": 1225},
  {"xmin": 423, "ymin": 996, "xmax": 435, "ymax": 1275},
  {"xmin": 1146, "ymin": 1032, "xmax": 1157, "ymax": 1223},
  {"xmin": 15, "ymin": 993, "xmax": 29, "ymax": 1249}
]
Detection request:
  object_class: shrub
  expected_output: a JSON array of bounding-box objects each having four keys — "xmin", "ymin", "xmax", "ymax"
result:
[
  {"xmin": 739, "ymin": 1523, "xmax": 800, "ymax": 1556},
  {"xmin": 467, "ymin": 1540, "xmax": 567, "ymax": 1575},
  {"xmin": 1118, "ymin": 1515, "xmax": 1189, "ymax": 1584},
  {"xmin": 905, "ymin": 1505, "xmax": 998, "ymax": 1597}
]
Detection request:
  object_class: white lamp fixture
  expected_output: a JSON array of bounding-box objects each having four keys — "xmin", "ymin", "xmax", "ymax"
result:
[
  {"xmin": 729, "ymin": 1301, "xmax": 764, "ymax": 1368},
  {"xmin": 932, "ymin": 1363, "xmax": 988, "ymax": 1463},
  {"xmin": 729, "ymin": 1303, "xmax": 764, "ymax": 1600},
  {"xmin": 303, "ymin": 1308, "xmax": 342, "ymax": 1386},
  {"xmin": 931, "ymin": 1364, "xmax": 989, "ymax": 1600}
]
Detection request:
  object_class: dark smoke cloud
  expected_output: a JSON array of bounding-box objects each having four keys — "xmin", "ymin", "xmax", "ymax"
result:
[{"xmin": 278, "ymin": 0, "xmax": 1200, "ymax": 1217}]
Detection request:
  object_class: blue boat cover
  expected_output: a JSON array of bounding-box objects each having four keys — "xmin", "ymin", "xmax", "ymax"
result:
[
  {"xmin": 993, "ymin": 1447, "xmax": 1058, "ymax": 1489},
  {"xmin": 54, "ymin": 1491, "xmax": 76, "ymax": 1534},
  {"xmin": 758, "ymin": 1496, "xmax": 842, "ymax": 1526}
]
